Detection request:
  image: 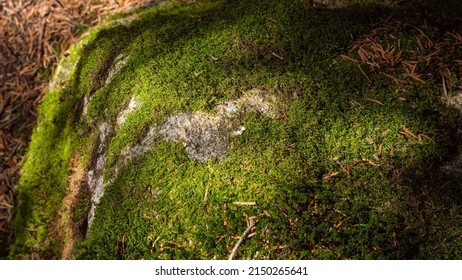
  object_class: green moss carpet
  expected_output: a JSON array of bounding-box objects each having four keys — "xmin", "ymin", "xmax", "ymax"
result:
[{"xmin": 8, "ymin": 0, "xmax": 462, "ymax": 259}]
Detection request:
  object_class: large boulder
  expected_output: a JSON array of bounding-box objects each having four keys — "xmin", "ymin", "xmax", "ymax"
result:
[{"xmin": 9, "ymin": 0, "xmax": 462, "ymax": 259}]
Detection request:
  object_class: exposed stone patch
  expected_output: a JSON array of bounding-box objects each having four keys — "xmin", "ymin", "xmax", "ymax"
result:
[
  {"xmin": 105, "ymin": 54, "xmax": 130, "ymax": 85},
  {"xmin": 81, "ymin": 55, "xmax": 136, "ymax": 227},
  {"xmin": 49, "ymin": 62, "xmax": 77, "ymax": 91},
  {"xmin": 216, "ymin": 90, "xmax": 277, "ymax": 118},
  {"xmin": 161, "ymin": 90, "xmax": 277, "ymax": 162},
  {"xmin": 87, "ymin": 121, "xmax": 114, "ymax": 227},
  {"xmin": 443, "ymin": 91, "xmax": 462, "ymax": 112},
  {"xmin": 160, "ymin": 112, "xmax": 231, "ymax": 162},
  {"xmin": 100, "ymin": 10, "xmax": 147, "ymax": 28},
  {"xmin": 82, "ymin": 95, "xmax": 90, "ymax": 117},
  {"xmin": 442, "ymin": 91, "xmax": 462, "ymax": 177},
  {"xmin": 48, "ymin": 34, "xmax": 93, "ymax": 92},
  {"xmin": 104, "ymin": 17, "xmax": 136, "ymax": 27},
  {"xmin": 120, "ymin": 126, "xmax": 161, "ymax": 165},
  {"xmin": 117, "ymin": 95, "xmax": 140, "ymax": 126},
  {"xmin": 124, "ymin": 90, "xmax": 277, "ymax": 163},
  {"xmin": 442, "ymin": 144, "xmax": 462, "ymax": 175},
  {"xmin": 84, "ymin": 90, "xmax": 277, "ymax": 230}
]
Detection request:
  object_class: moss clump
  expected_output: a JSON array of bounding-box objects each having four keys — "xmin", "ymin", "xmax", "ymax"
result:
[{"xmin": 9, "ymin": 0, "xmax": 462, "ymax": 259}]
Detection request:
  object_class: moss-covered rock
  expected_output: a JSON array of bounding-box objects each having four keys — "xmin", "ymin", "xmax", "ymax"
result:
[{"xmin": 9, "ymin": 0, "xmax": 462, "ymax": 259}]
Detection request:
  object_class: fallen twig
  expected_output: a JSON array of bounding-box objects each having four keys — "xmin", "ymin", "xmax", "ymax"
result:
[
  {"xmin": 340, "ymin": 54, "xmax": 359, "ymax": 63},
  {"xmin": 442, "ymin": 74, "xmax": 448, "ymax": 97},
  {"xmin": 271, "ymin": 52, "xmax": 284, "ymax": 60},
  {"xmin": 366, "ymin": 97, "xmax": 384, "ymax": 106},
  {"xmin": 203, "ymin": 186, "xmax": 209, "ymax": 201},
  {"xmin": 358, "ymin": 64, "xmax": 372, "ymax": 83},
  {"xmin": 232, "ymin": 202, "xmax": 256, "ymax": 206},
  {"xmin": 323, "ymin": 171, "xmax": 339, "ymax": 180},
  {"xmin": 228, "ymin": 217, "xmax": 256, "ymax": 260}
]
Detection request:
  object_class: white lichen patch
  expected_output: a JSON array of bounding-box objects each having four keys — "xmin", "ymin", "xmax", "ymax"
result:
[
  {"xmin": 122, "ymin": 90, "xmax": 278, "ymax": 163},
  {"xmin": 86, "ymin": 90, "xmax": 277, "ymax": 229},
  {"xmin": 120, "ymin": 126, "xmax": 161, "ymax": 164},
  {"xmin": 442, "ymin": 143, "xmax": 462, "ymax": 175},
  {"xmin": 49, "ymin": 59, "xmax": 81, "ymax": 92},
  {"xmin": 106, "ymin": 17, "xmax": 136, "ymax": 26},
  {"xmin": 49, "ymin": 30, "xmax": 95, "ymax": 92},
  {"xmin": 443, "ymin": 91, "xmax": 462, "ymax": 112},
  {"xmin": 100, "ymin": 8, "xmax": 150, "ymax": 28},
  {"xmin": 82, "ymin": 95, "xmax": 90, "ymax": 117},
  {"xmin": 216, "ymin": 90, "xmax": 278, "ymax": 119},
  {"xmin": 87, "ymin": 121, "xmax": 113, "ymax": 227},
  {"xmin": 230, "ymin": 126, "xmax": 246, "ymax": 136},
  {"xmin": 442, "ymin": 91, "xmax": 462, "ymax": 177},
  {"xmin": 160, "ymin": 112, "xmax": 230, "ymax": 162},
  {"xmin": 105, "ymin": 54, "xmax": 130, "ymax": 85},
  {"xmin": 117, "ymin": 95, "xmax": 140, "ymax": 126}
]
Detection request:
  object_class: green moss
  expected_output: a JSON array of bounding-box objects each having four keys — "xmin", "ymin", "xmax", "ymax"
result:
[
  {"xmin": 10, "ymin": 0, "xmax": 462, "ymax": 259},
  {"xmin": 9, "ymin": 88, "xmax": 74, "ymax": 258}
]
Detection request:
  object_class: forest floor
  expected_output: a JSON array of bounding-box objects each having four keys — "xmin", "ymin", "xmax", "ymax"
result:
[{"xmin": 0, "ymin": 0, "xmax": 161, "ymax": 255}]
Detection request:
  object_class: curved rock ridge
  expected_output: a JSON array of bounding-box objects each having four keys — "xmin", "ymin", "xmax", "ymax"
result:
[
  {"xmin": 87, "ymin": 121, "xmax": 113, "ymax": 226},
  {"xmin": 123, "ymin": 90, "xmax": 278, "ymax": 164},
  {"xmin": 87, "ymin": 90, "xmax": 277, "ymax": 226}
]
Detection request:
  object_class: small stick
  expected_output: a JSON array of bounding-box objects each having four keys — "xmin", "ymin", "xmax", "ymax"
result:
[
  {"xmin": 442, "ymin": 74, "xmax": 448, "ymax": 97},
  {"xmin": 366, "ymin": 97, "xmax": 384, "ymax": 106},
  {"xmin": 150, "ymin": 236, "xmax": 161, "ymax": 253},
  {"xmin": 358, "ymin": 64, "xmax": 372, "ymax": 83},
  {"xmin": 421, "ymin": 134, "xmax": 436, "ymax": 144},
  {"xmin": 323, "ymin": 171, "xmax": 339, "ymax": 180},
  {"xmin": 271, "ymin": 52, "xmax": 284, "ymax": 60},
  {"xmin": 203, "ymin": 186, "xmax": 209, "ymax": 201},
  {"xmin": 366, "ymin": 61, "xmax": 378, "ymax": 68},
  {"xmin": 377, "ymin": 143, "xmax": 383, "ymax": 157},
  {"xmin": 232, "ymin": 202, "xmax": 256, "ymax": 206},
  {"xmin": 247, "ymin": 232, "xmax": 256, "ymax": 238},
  {"xmin": 402, "ymin": 127, "xmax": 418, "ymax": 139},
  {"xmin": 228, "ymin": 218, "xmax": 256, "ymax": 260},
  {"xmin": 340, "ymin": 54, "xmax": 359, "ymax": 63},
  {"xmin": 404, "ymin": 73, "xmax": 426, "ymax": 84},
  {"xmin": 122, "ymin": 233, "xmax": 126, "ymax": 252}
]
